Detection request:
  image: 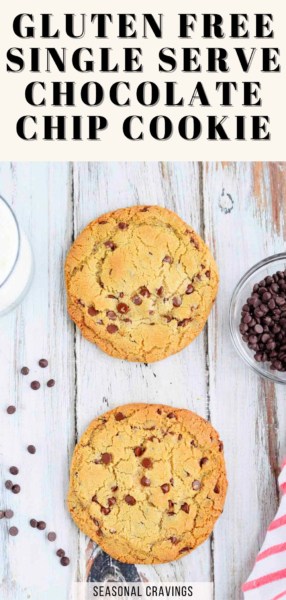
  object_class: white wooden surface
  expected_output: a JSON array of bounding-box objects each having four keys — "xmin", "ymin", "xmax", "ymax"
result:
[{"xmin": 0, "ymin": 162, "xmax": 285, "ymax": 600}]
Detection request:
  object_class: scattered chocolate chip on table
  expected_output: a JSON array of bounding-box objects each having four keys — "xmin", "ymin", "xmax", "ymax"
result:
[
  {"xmin": 7, "ymin": 406, "xmax": 16, "ymax": 415},
  {"xmin": 5, "ymin": 510, "xmax": 14, "ymax": 519},
  {"xmin": 27, "ymin": 445, "xmax": 36, "ymax": 454},
  {"xmin": 30, "ymin": 519, "xmax": 38, "ymax": 528},
  {"xmin": 39, "ymin": 359, "xmax": 48, "ymax": 368},
  {"xmin": 21, "ymin": 367, "xmax": 29, "ymax": 375},
  {"xmin": 9, "ymin": 466, "xmax": 19, "ymax": 475},
  {"xmin": 47, "ymin": 379, "xmax": 55, "ymax": 388},
  {"xmin": 30, "ymin": 381, "xmax": 41, "ymax": 390}
]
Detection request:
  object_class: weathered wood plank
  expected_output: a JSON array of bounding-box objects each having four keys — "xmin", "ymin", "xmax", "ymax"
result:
[
  {"xmin": 72, "ymin": 162, "xmax": 212, "ymax": 584},
  {"xmin": 0, "ymin": 163, "xmax": 77, "ymax": 600},
  {"xmin": 203, "ymin": 162, "xmax": 286, "ymax": 600}
]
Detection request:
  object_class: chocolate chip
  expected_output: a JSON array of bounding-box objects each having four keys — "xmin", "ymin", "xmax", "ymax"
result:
[
  {"xmin": 108, "ymin": 497, "xmax": 116, "ymax": 507},
  {"xmin": 39, "ymin": 359, "xmax": 48, "ymax": 368},
  {"xmin": 169, "ymin": 536, "xmax": 178, "ymax": 544},
  {"xmin": 118, "ymin": 222, "xmax": 129, "ymax": 230},
  {"xmin": 167, "ymin": 500, "xmax": 175, "ymax": 514},
  {"xmin": 134, "ymin": 446, "xmax": 145, "ymax": 457},
  {"xmin": 21, "ymin": 367, "xmax": 29, "ymax": 375},
  {"xmin": 205, "ymin": 271, "xmax": 211, "ymax": 279},
  {"xmin": 101, "ymin": 507, "xmax": 111, "ymax": 515},
  {"xmin": 178, "ymin": 318, "xmax": 192, "ymax": 327},
  {"xmin": 181, "ymin": 503, "xmax": 189, "ymax": 514},
  {"xmin": 5, "ymin": 510, "xmax": 14, "ymax": 519},
  {"xmin": 141, "ymin": 476, "xmax": 151, "ymax": 487},
  {"xmin": 60, "ymin": 557, "xmax": 70, "ymax": 566},
  {"xmin": 106, "ymin": 324, "xmax": 118, "ymax": 334},
  {"xmin": 157, "ymin": 408, "xmax": 162, "ymax": 415},
  {"xmin": 117, "ymin": 303, "xmax": 129, "ymax": 314},
  {"xmin": 172, "ymin": 297, "xmax": 182, "ymax": 308},
  {"xmin": 12, "ymin": 485, "xmax": 21, "ymax": 494},
  {"xmin": 157, "ymin": 286, "xmax": 164, "ymax": 297},
  {"xmin": 115, "ymin": 412, "xmax": 126, "ymax": 421},
  {"xmin": 37, "ymin": 521, "xmax": 46, "ymax": 530},
  {"xmin": 179, "ymin": 547, "xmax": 191, "ymax": 554},
  {"xmin": 219, "ymin": 441, "xmax": 224, "ymax": 452},
  {"xmin": 106, "ymin": 311, "xmax": 117, "ymax": 320},
  {"xmin": 200, "ymin": 457, "xmax": 208, "ymax": 467},
  {"xmin": 101, "ymin": 453, "xmax": 112, "ymax": 465},
  {"xmin": 30, "ymin": 519, "xmax": 38, "ymax": 528},
  {"xmin": 9, "ymin": 526, "xmax": 18, "ymax": 537},
  {"xmin": 105, "ymin": 241, "xmax": 117, "ymax": 251},
  {"xmin": 141, "ymin": 458, "xmax": 153, "ymax": 469},
  {"xmin": 111, "ymin": 486, "xmax": 118, "ymax": 493},
  {"xmin": 132, "ymin": 295, "xmax": 142, "ymax": 306},
  {"xmin": 192, "ymin": 480, "xmax": 201, "ymax": 491},
  {"xmin": 7, "ymin": 406, "xmax": 16, "ymax": 414},
  {"xmin": 47, "ymin": 532, "xmax": 57, "ymax": 542},
  {"xmin": 161, "ymin": 484, "xmax": 170, "ymax": 494},
  {"xmin": 31, "ymin": 381, "xmax": 40, "ymax": 390},
  {"xmin": 5, "ymin": 480, "xmax": 13, "ymax": 490},
  {"xmin": 186, "ymin": 284, "xmax": 194, "ymax": 295},
  {"xmin": 167, "ymin": 412, "xmax": 176, "ymax": 419},
  {"xmin": 47, "ymin": 379, "xmax": 55, "ymax": 388},
  {"xmin": 88, "ymin": 307, "xmax": 99, "ymax": 317},
  {"xmin": 125, "ymin": 495, "xmax": 136, "ymax": 505},
  {"xmin": 214, "ymin": 484, "xmax": 220, "ymax": 494},
  {"xmin": 9, "ymin": 467, "xmax": 19, "ymax": 476},
  {"xmin": 163, "ymin": 256, "xmax": 173, "ymax": 264},
  {"xmin": 56, "ymin": 548, "xmax": 65, "ymax": 557},
  {"xmin": 27, "ymin": 445, "xmax": 36, "ymax": 454},
  {"xmin": 139, "ymin": 286, "xmax": 151, "ymax": 298}
]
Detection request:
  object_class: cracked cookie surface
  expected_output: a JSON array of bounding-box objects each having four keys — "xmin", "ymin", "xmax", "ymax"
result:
[
  {"xmin": 65, "ymin": 206, "xmax": 219, "ymax": 363},
  {"xmin": 67, "ymin": 404, "xmax": 227, "ymax": 564}
]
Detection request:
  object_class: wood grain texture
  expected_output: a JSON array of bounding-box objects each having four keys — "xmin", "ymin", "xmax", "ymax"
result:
[{"xmin": 0, "ymin": 161, "xmax": 285, "ymax": 600}]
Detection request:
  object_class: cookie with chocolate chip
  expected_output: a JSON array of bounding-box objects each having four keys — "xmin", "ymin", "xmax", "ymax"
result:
[
  {"xmin": 67, "ymin": 404, "xmax": 227, "ymax": 564},
  {"xmin": 65, "ymin": 206, "xmax": 219, "ymax": 363}
]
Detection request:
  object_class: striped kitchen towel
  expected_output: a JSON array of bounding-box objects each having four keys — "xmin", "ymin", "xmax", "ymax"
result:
[{"xmin": 243, "ymin": 461, "xmax": 286, "ymax": 599}]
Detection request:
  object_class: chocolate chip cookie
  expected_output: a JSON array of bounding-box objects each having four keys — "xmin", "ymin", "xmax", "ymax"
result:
[
  {"xmin": 67, "ymin": 404, "xmax": 227, "ymax": 564},
  {"xmin": 65, "ymin": 206, "xmax": 219, "ymax": 363}
]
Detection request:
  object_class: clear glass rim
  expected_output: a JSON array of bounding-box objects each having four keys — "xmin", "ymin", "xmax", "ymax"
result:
[
  {"xmin": 0, "ymin": 195, "xmax": 20, "ymax": 289},
  {"xmin": 229, "ymin": 252, "xmax": 286, "ymax": 385}
]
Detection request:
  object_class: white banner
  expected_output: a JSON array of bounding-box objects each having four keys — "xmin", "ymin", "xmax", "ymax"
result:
[
  {"xmin": 0, "ymin": 0, "xmax": 285, "ymax": 160},
  {"xmin": 71, "ymin": 583, "xmax": 213, "ymax": 600}
]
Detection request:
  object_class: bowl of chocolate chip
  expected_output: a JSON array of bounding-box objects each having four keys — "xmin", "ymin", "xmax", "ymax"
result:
[{"xmin": 230, "ymin": 254, "xmax": 286, "ymax": 383}]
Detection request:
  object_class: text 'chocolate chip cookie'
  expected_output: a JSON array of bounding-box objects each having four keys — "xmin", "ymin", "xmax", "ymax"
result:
[
  {"xmin": 65, "ymin": 206, "xmax": 219, "ymax": 363},
  {"xmin": 67, "ymin": 404, "xmax": 227, "ymax": 564}
]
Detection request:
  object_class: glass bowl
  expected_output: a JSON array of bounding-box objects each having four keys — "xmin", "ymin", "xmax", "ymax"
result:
[
  {"xmin": 0, "ymin": 195, "xmax": 34, "ymax": 316},
  {"xmin": 229, "ymin": 253, "xmax": 286, "ymax": 384}
]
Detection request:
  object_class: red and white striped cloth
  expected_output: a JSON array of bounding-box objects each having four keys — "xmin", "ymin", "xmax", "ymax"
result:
[{"xmin": 243, "ymin": 461, "xmax": 286, "ymax": 599}]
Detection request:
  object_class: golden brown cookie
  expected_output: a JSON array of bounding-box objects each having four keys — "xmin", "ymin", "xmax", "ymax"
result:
[
  {"xmin": 67, "ymin": 404, "xmax": 227, "ymax": 564},
  {"xmin": 65, "ymin": 206, "xmax": 219, "ymax": 363}
]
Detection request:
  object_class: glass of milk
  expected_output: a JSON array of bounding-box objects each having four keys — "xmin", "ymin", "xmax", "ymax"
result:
[{"xmin": 0, "ymin": 196, "xmax": 33, "ymax": 316}]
